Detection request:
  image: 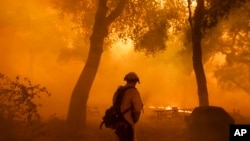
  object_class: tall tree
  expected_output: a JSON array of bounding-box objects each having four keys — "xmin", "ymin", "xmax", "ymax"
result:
[
  {"xmin": 187, "ymin": 0, "xmax": 247, "ymax": 106},
  {"xmin": 188, "ymin": 0, "xmax": 209, "ymax": 106},
  {"xmin": 64, "ymin": 0, "xmax": 128, "ymax": 132}
]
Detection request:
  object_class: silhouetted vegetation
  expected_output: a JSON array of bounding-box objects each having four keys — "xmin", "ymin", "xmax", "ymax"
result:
[
  {"xmin": 0, "ymin": 73, "xmax": 51, "ymax": 141},
  {"xmin": 1, "ymin": 0, "xmax": 250, "ymax": 140}
]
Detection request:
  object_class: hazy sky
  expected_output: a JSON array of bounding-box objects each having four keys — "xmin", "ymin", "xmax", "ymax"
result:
[{"xmin": 1, "ymin": 0, "xmax": 249, "ymax": 119}]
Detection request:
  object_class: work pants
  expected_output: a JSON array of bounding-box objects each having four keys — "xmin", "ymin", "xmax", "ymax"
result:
[{"xmin": 115, "ymin": 121, "xmax": 134, "ymax": 141}]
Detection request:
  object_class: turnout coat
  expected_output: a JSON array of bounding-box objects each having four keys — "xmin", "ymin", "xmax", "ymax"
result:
[{"xmin": 112, "ymin": 84, "xmax": 143, "ymax": 126}]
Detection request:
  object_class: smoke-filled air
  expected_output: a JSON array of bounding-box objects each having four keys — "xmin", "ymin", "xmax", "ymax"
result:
[{"xmin": 1, "ymin": 0, "xmax": 250, "ymax": 141}]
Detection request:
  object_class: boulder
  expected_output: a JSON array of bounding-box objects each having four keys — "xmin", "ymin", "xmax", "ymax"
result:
[{"xmin": 186, "ymin": 106, "xmax": 235, "ymax": 141}]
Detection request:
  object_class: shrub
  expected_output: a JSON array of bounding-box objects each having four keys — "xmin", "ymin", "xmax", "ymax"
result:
[{"xmin": 0, "ymin": 73, "xmax": 51, "ymax": 141}]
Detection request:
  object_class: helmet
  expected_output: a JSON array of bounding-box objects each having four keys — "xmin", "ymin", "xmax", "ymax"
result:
[{"xmin": 124, "ymin": 72, "xmax": 140, "ymax": 83}]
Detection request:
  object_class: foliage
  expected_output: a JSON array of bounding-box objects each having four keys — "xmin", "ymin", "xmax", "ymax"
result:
[
  {"xmin": 202, "ymin": 1, "xmax": 250, "ymax": 94},
  {"xmin": 0, "ymin": 73, "xmax": 51, "ymax": 123},
  {"xmin": 214, "ymin": 63, "xmax": 250, "ymax": 93},
  {"xmin": 55, "ymin": 0, "xmax": 188, "ymax": 57},
  {"xmin": 198, "ymin": 0, "xmax": 246, "ymax": 34},
  {"xmin": 108, "ymin": 0, "xmax": 187, "ymax": 55},
  {"xmin": 55, "ymin": 0, "xmax": 96, "ymax": 38}
]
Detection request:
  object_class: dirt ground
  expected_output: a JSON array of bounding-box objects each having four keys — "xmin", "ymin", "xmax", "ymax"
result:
[
  {"xmin": 81, "ymin": 113, "xmax": 190, "ymax": 141},
  {"xmin": 80, "ymin": 110, "xmax": 250, "ymax": 141},
  {"xmin": 3, "ymin": 109, "xmax": 249, "ymax": 141},
  {"xmin": 33, "ymin": 112, "xmax": 193, "ymax": 141}
]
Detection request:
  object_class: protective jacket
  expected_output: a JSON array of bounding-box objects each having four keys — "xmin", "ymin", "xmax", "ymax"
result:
[{"xmin": 113, "ymin": 84, "xmax": 143, "ymax": 126}]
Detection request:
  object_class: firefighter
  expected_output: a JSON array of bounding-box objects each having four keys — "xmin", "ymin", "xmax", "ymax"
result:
[{"xmin": 113, "ymin": 72, "xmax": 143, "ymax": 141}]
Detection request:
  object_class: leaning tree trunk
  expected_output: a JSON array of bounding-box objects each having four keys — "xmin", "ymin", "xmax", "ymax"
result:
[
  {"xmin": 189, "ymin": 0, "xmax": 209, "ymax": 106},
  {"xmin": 66, "ymin": 0, "xmax": 127, "ymax": 133}
]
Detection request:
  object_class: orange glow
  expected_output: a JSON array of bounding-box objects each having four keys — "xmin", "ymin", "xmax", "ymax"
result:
[
  {"xmin": 156, "ymin": 0, "xmax": 166, "ymax": 8},
  {"xmin": 110, "ymin": 39, "xmax": 133, "ymax": 61},
  {"xmin": 165, "ymin": 106, "xmax": 172, "ymax": 110},
  {"xmin": 1, "ymin": 0, "xmax": 250, "ymax": 121}
]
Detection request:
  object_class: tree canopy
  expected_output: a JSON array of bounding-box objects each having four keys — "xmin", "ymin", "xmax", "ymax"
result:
[{"xmin": 55, "ymin": 0, "xmax": 187, "ymax": 56}]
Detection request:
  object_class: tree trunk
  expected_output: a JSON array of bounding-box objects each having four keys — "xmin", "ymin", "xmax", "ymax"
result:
[
  {"xmin": 192, "ymin": 0, "xmax": 209, "ymax": 106},
  {"xmin": 66, "ymin": 0, "xmax": 108, "ymax": 133},
  {"xmin": 66, "ymin": 0, "xmax": 127, "ymax": 133}
]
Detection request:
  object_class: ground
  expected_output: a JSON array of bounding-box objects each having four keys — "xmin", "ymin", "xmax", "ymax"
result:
[{"xmin": 2, "ymin": 109, "xmax": 250, "ymax": 141}]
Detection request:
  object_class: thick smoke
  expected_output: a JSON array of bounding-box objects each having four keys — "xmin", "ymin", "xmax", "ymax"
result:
[{"xmin": 1, "ymin": 0, "xmax": 249, "ymax": 120}]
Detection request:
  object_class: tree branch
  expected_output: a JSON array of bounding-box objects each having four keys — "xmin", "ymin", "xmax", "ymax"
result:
[
  {"xmin": 106, "ymin": 0, "xmax": 128, "ymax": 26},
  {"xmin": 187, "ymin": 0, "xmax": 193, "ymax": 32},
  {"xmin": 231, "ymin": 79, "xmax": 250, "ymax": 94}
]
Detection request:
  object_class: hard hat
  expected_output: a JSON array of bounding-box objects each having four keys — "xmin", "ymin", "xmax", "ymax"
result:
[{"xmin": 124, "ymin": 72, "xmax": 140, "ymax": 83}]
